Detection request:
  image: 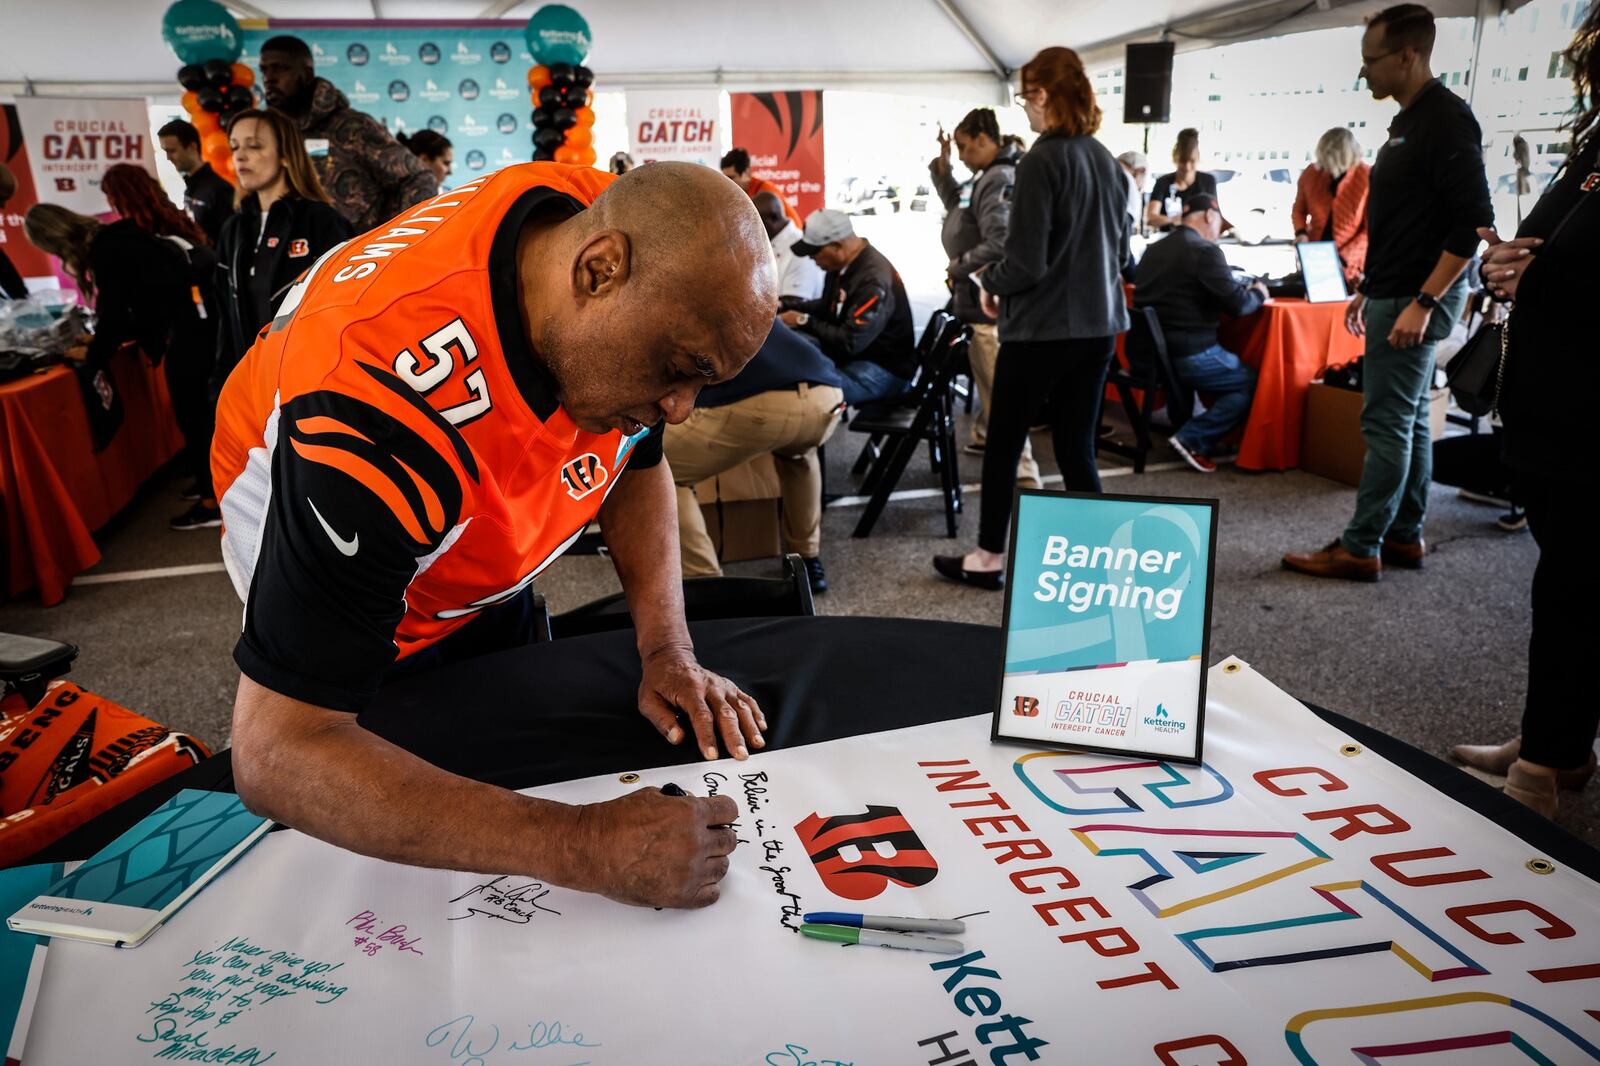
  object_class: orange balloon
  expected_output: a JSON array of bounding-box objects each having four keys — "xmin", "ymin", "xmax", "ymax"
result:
[
  {"xmin": 577, "ymin": 146, "xmax": 597, "ymax": 167},
  {"xmin": 202, "ymin": 139, "xmax": 232, "ymax": 173},
  {"xmin": 553, "ymin": 144, "xmax": 584, "ymax": 165},
  {"xmin": 564, "ymin": 125, "xmax": 593, "ymax": 148},
  {"xmin": 181, "ymin": 91, "xmax": 202, "ymax": 116},
  {"xmin": 230, "ymin": 63, "xmax": 255, "ymax": 88},
  {"xmin": 573, "ymin": 106, "xmax": 595, "ymax": 128},
  {"xmin": 527, "ymin": 64, "xmax": 552, "ymax": 90},
  {"xmin": 192, "ymin": 110, "xmax": 222, "ymax": 137},
  {"xmin": 213, "ymin": 153, "xmax": 238, "ymax": 184}
]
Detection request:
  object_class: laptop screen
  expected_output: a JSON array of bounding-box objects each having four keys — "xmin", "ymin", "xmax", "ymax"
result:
[{"xmin": 1296, "ymin": 241, "xmax": 1349, "ymax": 303}]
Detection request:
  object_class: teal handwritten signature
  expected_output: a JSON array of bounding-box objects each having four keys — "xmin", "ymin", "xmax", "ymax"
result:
[
  {"xmin": 426, "ymin": 1014, "xmax": 601, "ymax": 1064},
  {"xmin": 765, "ymin": 1044, "xmax": 853, "ymax": 1066}
]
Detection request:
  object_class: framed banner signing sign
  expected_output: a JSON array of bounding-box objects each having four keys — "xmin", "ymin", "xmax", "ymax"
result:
[{"xmin": 992, "ymin": 490, "xmax": 1218, "ymax": 763}]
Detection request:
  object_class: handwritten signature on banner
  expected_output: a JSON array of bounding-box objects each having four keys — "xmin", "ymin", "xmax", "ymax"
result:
[
  {"xmin": 425, "ymin": 1014, "xmax": 601, "ymax": 1065},
  {"xmin": 705, "ymin": 770, "xmax": 804, "ymax": 931},
  {"xmin": 448, "ymin": 876, "xmax": 563, "ymax": 925},
  {"xmin": 765, "ymin": 1044, "xmax": 854, "ymax": 1066},
  {"xmin": 136, "ymin": 936, "xmax": 349, "ymax": 1063},
  {"xmin": 347, "ymin": 908, "xmax": 427, "ymax": 958}
]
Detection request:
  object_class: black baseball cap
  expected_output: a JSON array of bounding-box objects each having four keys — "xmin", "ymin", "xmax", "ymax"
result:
[{"xmin": 1182, "ymin": 191, "xmax": 1220, "ymax": 215}]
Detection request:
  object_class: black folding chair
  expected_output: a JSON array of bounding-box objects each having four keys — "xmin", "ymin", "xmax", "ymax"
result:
[
  {"xmin": 1099, "ymin": 306, "xmax": 1192, "ymax": 474},
  {"xmin": 847, "ymin": 312, "xmax": 968, "ymax": 538},
  {"xmin": 534, "ymin": 553, "xmax": 816, "ymax": 641},
  {"xmin": 0, "ymin": 632, "xmax": 79, "ymax": 709}
]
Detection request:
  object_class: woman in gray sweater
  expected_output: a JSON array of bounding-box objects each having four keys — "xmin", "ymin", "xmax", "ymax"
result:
[{"xmin": 934, "ymin": 46, "xmax": 1130, "ymax": 590}]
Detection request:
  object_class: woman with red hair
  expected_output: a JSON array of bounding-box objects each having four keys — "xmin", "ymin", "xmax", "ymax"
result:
[
  {"xmin": 934, "ymin": 46, "xmax": 1131, "ymax": 589},
  {"xmin": 100, "ymin": 163, "xmax": 221, "ymax": 530}
]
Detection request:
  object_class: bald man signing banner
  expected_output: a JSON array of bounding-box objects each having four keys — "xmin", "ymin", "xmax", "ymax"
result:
[{"xmin": 211, "ymin": 163, "xmax": 776, "ymax": 909}]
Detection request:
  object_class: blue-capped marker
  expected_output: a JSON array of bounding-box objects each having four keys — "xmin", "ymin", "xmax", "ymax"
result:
[{"xmin": 804, "ymin": 911, "xmax": 966, "ymax": 935}]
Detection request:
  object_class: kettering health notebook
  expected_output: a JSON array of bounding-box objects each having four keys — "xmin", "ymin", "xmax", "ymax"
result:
[{"xmin": 6, "ymin": 789, "xmax": 270, "ymax": 948}]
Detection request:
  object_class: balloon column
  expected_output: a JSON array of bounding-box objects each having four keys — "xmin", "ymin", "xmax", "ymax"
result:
[
  {"xmin": 524, "ymin": 5, "xmax": 598, "ymax": 166},
  {"xmin": 162, "ymin": 0, "xmax": 248, "ymax": 183}
]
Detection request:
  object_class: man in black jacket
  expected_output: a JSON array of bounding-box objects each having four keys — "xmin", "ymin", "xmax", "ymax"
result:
[
  {"xmin": 779, "ymin": 209, "xmax": 916, "ymax": 406},
  {"xmin": 158, "ymin": 119, "xmax": 235, "ymax": 245},
  {"xmin": 1134, "ymin": 192, "xmax": 1266, "ymax": 473},
  {"xmin": 1284, "ymin": 3, "xmax": 1491, "ymax": 582}
]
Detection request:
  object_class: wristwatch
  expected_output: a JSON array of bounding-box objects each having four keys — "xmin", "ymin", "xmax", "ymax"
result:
[
  {"xmin": 1414, "ymin": 291, "xmax": 1438, "ymax": 310},
  {"xmin": 793, "ymin": 312, "xmax": 810, "ymax": 326}
]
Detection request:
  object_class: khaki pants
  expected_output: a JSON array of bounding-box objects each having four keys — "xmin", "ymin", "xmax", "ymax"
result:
[
  {"xmin": 967, "ymin": 323, "xmax": 1040, "ymax": 487},
  {"xmin": 665, "ymin": 384, "xmax": 845, "ymax": 576}
]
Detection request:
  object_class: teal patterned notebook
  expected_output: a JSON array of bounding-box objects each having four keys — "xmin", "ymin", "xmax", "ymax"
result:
[{"xmin": 6, "ymin": 789, "xmax": 270, "ymax": 948}]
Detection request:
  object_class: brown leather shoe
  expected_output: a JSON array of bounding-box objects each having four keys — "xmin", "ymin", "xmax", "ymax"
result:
[
  {"xmin": 1504, "ymin": 761, "xmax": 1559, "ymax": 819},
  {"xmin": 1381, "ymin": 535, "xmax": 1426, "ymax": 569},
  {"xmin": 1452, "ymin": 737, "xmax": 1596, "ymax": 790},
  {"xmin": 1282, "ymin": 540, "xmax": 1381, "ymax": 582}
]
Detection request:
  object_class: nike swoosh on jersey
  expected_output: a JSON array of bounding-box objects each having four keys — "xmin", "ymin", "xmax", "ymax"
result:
[{"xmin": 308, "ymin": 497, "xmax": 360, "ymax": 557}]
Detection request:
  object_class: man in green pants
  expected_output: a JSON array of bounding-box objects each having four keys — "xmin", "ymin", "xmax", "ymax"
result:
[{"xmin": 1284, "ymin": 3, "xmax": 1491, "ymax": 582}]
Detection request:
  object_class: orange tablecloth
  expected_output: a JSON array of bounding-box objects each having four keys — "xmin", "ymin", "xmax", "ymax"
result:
[
  {"xmin": 1218, "ymin": 298, "xmax": 1362, "ymax": 471},
  {"xmin": 0, "ymin": 352, "xmax": 183, "ymax": 605}
]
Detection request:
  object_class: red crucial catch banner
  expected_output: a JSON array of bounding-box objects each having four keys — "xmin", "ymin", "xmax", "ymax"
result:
[{"xmin": 729, "ymin": 91, "xmax": 825, "ymax": 220}]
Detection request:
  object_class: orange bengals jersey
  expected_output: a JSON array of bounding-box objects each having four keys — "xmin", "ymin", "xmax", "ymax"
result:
[{"xmin": 211, "ymin": 163, "xmax": 661, "ymax": 712}]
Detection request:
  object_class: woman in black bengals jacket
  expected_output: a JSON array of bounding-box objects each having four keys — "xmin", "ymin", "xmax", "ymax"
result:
[
  {"xmin": 934, "ymin": 46, "xmax": 1130, "ymax": 590},
  {"xmin": 214, "ymin": 108, "xmax": 350, "ymax": 390}
]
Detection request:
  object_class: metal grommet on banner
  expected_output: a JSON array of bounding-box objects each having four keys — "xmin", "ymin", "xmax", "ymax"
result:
[
  {"xmin": 1526, "ymin": 858, "xmax": 1556, "ymax": 875},
  {"xmin": 1223, "ymin": 662, "xmax": 1241, "ymax": 674},
  {"xmin": 1339, "ymin": 743, "xmax": 1362, "ymax": 757},
  {"xmin": 618, "ymin": 772, "xmax": 640, "ymax": 784}
]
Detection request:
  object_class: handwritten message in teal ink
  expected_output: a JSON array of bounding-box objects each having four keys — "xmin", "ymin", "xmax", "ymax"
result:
[
  {"xmin": 347, "ymin": 909, "xmax": 426, "ymax": 958},
  {"xmin": 137, "ymin": 935, "xmax": 349, "ymax": 1062},
  {"xmin": 425, "ymin": 1013, "xmax": 601, "ymax": 1064},
  {"xmin": 765, "ymin": 1045, "xmax": 854, "ymax": 1066}
]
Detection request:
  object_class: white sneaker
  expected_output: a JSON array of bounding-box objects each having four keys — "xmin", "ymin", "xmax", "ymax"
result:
[{"xmin": 1169, "ymin": 437, "xmax": 1216, "ymax": 474}]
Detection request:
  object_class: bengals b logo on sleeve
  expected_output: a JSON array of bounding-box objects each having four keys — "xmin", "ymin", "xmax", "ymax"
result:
[
  {"xmin": 794, "ymin": 805, "xmax": 938, "ymax": 900},
  {"xmin": 560, "ymin": 453, "xmax": 608, "ymax": 499}
]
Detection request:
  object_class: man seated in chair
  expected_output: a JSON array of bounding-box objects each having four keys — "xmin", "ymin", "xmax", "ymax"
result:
[
  {"xmin": 1132, "ymin": 191, "xmax": 1267, "ymax": 473},
  {"xmin": 665, "ymin": 320, "xmax": 845, "ymax": 595},
  {"xmin": 777, "ymin": 209, "xmax": 916, "ymax": 407},
  {"xmin": 210, "ymin": 162, "xmax": 775, "ymax": 911}
]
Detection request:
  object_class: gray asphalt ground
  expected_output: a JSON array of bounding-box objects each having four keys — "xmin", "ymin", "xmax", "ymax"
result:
[{"xmin": 4, "ymin": 403, "xmax": 1588, "ymax": 843}]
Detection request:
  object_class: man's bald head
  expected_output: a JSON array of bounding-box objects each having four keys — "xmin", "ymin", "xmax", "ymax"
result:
[
  {"xmin": 0, "ymin": 164, "xmax": 16, "ymax": 210},
  {"xmin": 751, "ymin": 190, "xmax": 789, "ymax": 239},
  {"xmin": 519, "ymin": 161, "xmax": 777, "ymax": 436}
]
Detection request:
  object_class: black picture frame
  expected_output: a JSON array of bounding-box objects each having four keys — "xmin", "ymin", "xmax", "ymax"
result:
[{"xmin": 988, "ymin": 487, "xmax": 1220, "ymax": 765}]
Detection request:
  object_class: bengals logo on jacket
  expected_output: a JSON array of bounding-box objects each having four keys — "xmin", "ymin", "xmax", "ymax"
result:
[{"xmin": 794, "ymin": 805, "xmax": 938, "ymax": 900}]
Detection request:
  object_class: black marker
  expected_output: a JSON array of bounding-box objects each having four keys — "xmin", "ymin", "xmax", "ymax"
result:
[{"xmin": 660, "ymin": 782, "xmax": 689, "ymax": 797}]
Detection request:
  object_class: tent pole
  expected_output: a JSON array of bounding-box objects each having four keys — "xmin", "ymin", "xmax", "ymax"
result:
[
  {"xmin": 1466, "ymin": 0, "xmax": 1501, "ymax": 109},
  {"xmin": 928, "ymin": 0, "xmax": 1012, "ymax": 99}
]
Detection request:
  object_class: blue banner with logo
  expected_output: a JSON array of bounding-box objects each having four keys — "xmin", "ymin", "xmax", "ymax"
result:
[
  {"xmin": 993, "ymin": 490, "xmax": 1218, "ymax": 763},
  {"xmin": 241, "ymin": 22, "xmax": 534, "ymax": 187}
]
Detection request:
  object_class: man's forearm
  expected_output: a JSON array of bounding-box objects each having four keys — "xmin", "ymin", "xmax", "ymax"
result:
[
  {"xmin": 1421, "ymin": 252, "xmax": 1471, "ymax": 299},
  {"xmin": 600, "ymin": 460, "xmax": 691, "ymax": 659},
  {"xmin": 231, "ymin": 676, "xmax": 584, "ymax": 881}
]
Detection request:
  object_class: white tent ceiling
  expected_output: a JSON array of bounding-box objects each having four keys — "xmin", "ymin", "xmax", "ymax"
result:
[{"xmin": 0, "ymin": 0, "xmax": 1498, "ymax": 100}]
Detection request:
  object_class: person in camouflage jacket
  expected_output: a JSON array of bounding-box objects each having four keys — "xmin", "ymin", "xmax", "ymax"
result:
[{"xmin": 258, "ymin": 35, "xmax": 439, "ymax": 234}]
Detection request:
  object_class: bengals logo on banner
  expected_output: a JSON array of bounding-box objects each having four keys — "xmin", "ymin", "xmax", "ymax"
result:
[
  {"xmin": 560, "ymin": 453, "xmax": 608, "ymax": 499},
  {"xmin": 1012, "ymin": 695, "xmax": 1041, "ymax": 717},
  {"xmin": 794, "ymin": 805, "xmax": 937, "ymax": 900}
]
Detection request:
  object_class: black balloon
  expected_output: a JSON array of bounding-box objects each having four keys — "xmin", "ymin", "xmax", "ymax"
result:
[
  {"xmin": 178, "ymin": 64, "xmax": 208, "ymax": 91},
  {"xmin": 537, "ymin": 85, "xmax": 564, "ymax": 109},
  {"xmin": 197, "ymin": 87, "xmax": 226, "ymax": 113},
  {"xmin": 203, "ymin": 58, "xmax": 234, "ymax": 89},
  {"xmin": 547, "ymin": 62, "xmax": 575, "ymax": 86},
  {"xmin": 552, "ymin": 108, "xmax": 576, "ymax": 130},
  {"xmin": 225, "ymin": 85, "xmax": 253, "ymax": 109},
  {"xmin": 572, "ymin": 65, "xmax": 594, "ymax": 89},
  {"xmin": 532, "ymin": 146, "xmax": 558, "ymax": 162},
  {"xmin": 533, "ymin": 126, "xmax": 565, "ymax": 150},
  {"xmin": 531, "ymin": 107, "xmax": 553, "ymax": 127}
]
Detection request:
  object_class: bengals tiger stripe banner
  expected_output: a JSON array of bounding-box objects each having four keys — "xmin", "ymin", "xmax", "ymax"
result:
[
  {"xmin": 20, "ymin": 660, "xmax": 1600, "ymax": 1064},
  {"xmin": 730, "ymin": 91, "xmax": 826, "ymax": 221}
]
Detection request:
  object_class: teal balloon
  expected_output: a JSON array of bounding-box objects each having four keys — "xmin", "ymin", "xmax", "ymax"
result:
[
  {"xmin": 524, "ymin": 4, "xmax": 591, "ymax": 66},
  {"xmin": 161, "ymin": 0, "xmax": 242, "ymax": 65}
]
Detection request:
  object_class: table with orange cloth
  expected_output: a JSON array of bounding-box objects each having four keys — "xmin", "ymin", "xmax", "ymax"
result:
[
  {"xmin": 0, "ymin": 349, "xmax": 184, "ymax": 606},
  {"xmin": 1217, "ymin": 297, "xmax": 1363, "ymax": 471}
]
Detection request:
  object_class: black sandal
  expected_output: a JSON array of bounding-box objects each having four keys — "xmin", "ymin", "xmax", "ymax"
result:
[{"xmin": 932, "ymin": 555, "xmax": 1004, "ymax": 590}]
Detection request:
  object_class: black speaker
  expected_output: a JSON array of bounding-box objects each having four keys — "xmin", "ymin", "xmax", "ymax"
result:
[{"xmin": 1124, "ymin": 42, "xmax": 1175, "ymax": 124}]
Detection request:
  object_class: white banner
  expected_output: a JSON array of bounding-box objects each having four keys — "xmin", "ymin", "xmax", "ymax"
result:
[
  {"xmin": 21, "ymin": 659, "xmax": 1600, "ymax": 1064},
  {"xmin": 625, "ymin": 89, "xmax": 722, "ymax": 169},
  {"xmin": 12, "ymin": 98, "xmax": 156, "ymax": 216}
]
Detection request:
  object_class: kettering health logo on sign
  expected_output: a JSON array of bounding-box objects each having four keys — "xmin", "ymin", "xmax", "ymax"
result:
[{"xmin": 991, "ymin": 490, "xmax": 1218, "ymax": 764}]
